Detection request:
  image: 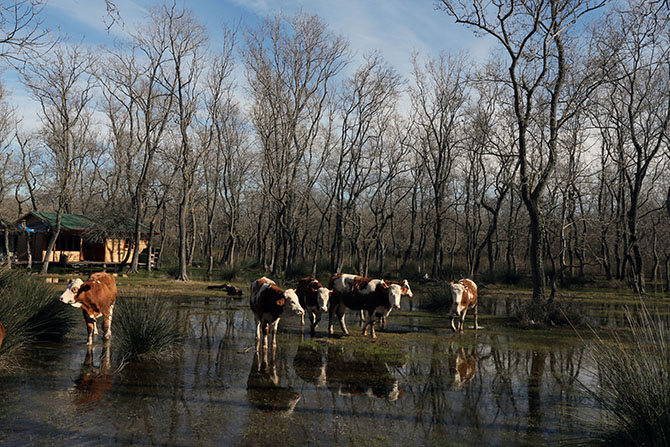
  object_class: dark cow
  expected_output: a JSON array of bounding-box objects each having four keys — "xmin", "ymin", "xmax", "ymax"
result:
[
  {"xmin": 449, "ymin": 278, "xmax": 479, "ymax": 333},
  {"xmin": 0, "ymin": 321, "xmax": 5, "ymax": 350},
  {"xmin": 250, "ymin": 276, "xmax": 304, "ymax": 351},
  {"xmin": 295, "ymin": 277, "xmax": 330, "ymax": 334},
  {"xmin": 60, "ymin": 272, "xmax": 117, "ymax": 345},
  {"xmin": 358, "ymin": 279, "xmax": 413, "ymax": 328},
  {"xmin": 328, "ymin": 273, "xmax": 403, "ymax": 339}
]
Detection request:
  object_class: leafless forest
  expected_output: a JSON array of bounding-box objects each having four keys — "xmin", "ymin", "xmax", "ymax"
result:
[{"xmin": 0, "ymin": 1, "xmax": 669, "ymax": 300}]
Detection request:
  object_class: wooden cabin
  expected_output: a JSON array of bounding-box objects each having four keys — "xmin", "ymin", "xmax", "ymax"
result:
[{"xmin": 14, "ymin": 212, "xmax": 152, "ymax": 266}]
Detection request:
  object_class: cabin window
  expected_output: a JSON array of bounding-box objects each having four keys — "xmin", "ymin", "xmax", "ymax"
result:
[{"xmin": 56, "ymin": 235, "xmax": 80, "ymax": 251}]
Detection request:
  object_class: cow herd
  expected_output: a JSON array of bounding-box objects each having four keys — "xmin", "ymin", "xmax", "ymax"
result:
[
  {"xmin": 41, "ymin": 271, "xmax": 477, "ymax": 353},
  {"xmin": 249, "ymin": 272, "xmax": 480, "ymax": 352}
]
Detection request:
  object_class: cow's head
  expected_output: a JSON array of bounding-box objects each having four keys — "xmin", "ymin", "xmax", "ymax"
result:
[
  {"xmin": 401, "ymin": 279, "xmax": 413, "ymax": 298},
  {"xmin": 60, "ymin": 278, "xmax": 84, "ymax": 307},
  {"xmin": 380, "ymin": 281, "xmax": 403, "ymax": 309},
  {"xmin": 283, "ymin": 289, "xmax": 304, "ymax": 316},
  {"xmin": 450, "ymin": 282, "xmax": 466, "ymax": 305},
  {"xmin": 311, "ymin": 280, "xmax": 330, "ymax": 312}
]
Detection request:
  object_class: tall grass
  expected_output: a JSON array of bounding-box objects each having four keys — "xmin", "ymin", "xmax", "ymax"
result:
[
  {"xmin": 0, "ymin": 268, "xmax": 76, "ymax": 366},
  {"xmin": 584, "ymin": 303, "xmax": 669, "ymax": 446},
  {"xmin": 115, "ymin": 293, "xmax": 182, "ymax": 362}
]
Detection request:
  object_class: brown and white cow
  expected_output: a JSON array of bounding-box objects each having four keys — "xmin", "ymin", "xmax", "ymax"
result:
[
  {"xmin": 250, "ymin": 277, "xmax": 304, "ymax": 351},
  {"xmin": 358, "ymin": 279, "xmax": 413, "ymax": 328},
  {"xmin": 296, "ymin": 277, "xmax": 330, "ymax": 334},
  {"xmin": 449, "ymin": 278, "xmax": 479, "ymax": 333},
  {"xmin": 60, "ymin": 271, "xmax": 117, "ymax": 345},
  {"xmin": 328, "ymin": 273, "xmax": 403, "ymax": 339},
  {"xmin": 0, "ymin": 321, "xmax": 5, "ymax": 350}
]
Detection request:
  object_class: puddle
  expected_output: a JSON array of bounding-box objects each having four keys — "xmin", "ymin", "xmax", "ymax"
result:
[{"xmin": 0, "ymin": 290, "xmax": 660, "ymax": 446}]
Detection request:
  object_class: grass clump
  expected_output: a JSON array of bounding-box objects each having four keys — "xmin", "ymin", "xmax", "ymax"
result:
[
  {"xmin": 0, "ymin": 268, "xmax": 76, "ymax": 367},
  {"xmin": 583, "ymin": 303, "xmax": 669, "ymax": 446},
  {"xmin": 115, "ymin": 293, "xmax": 182, "ymax": 362}
]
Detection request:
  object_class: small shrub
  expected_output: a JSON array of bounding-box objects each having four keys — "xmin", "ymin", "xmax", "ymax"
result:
[
  {"xmin": 583, "ymin": 303, "xmax": 670, "ymax": 446},
  {"xmin": 0, "ymin": 268, "xmax": 76, "ymax": 366},
  {"xmin": 115, "ymin": 293, "xmax": 182, "ymax": 362},
  {"xmin": 220, "ymin": 264, "xmax": 241, "ymax": 281}
]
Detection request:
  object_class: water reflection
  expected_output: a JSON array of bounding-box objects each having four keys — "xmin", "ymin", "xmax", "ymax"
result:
[
  {"xmin": 293, "ymin": 343, "xmax": 327, "ymax": 387},
  {"xmin": 325, "ymin": 345, "xmax": 402, "ymax": 401},
  {"xmin": 247, "ymin": 349, "xmax": 301, "ymax": 414},
  {"xmin": 3, "ymin": 290, "xmax": 660, "ymax": 446},
  {"xmin": 72, "ymin": 342, "xmax": 113, "ymax": 411}
]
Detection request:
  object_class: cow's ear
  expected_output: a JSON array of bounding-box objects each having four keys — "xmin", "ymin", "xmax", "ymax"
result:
[
  {"xmin": 380, "ymin": 281, "xmax": 389, "ymax": 289},
  {"xmin": 276, "ymin": 297, "xmax": 286, "ymax": 307},
  {"xmin": 449, "ymin": 281, "xmax": 454, "ymax": 285}
]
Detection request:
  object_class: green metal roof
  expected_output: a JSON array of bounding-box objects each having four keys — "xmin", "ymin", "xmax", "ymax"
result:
[{"xmin": 28, "ymin": 212, "xmax": 150, "ymax": 234}]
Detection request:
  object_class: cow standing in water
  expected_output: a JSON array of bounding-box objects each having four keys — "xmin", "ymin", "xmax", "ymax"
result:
[
  {"xmin": 250, "ymin": 277, "xmax": 304, "ymax": 351},
  {"xmin": 295, "ymin": 277, "xmax": 330, "ymax": 334},
  {"xmin": 60, "ymin": 272, "xmax": 117, "ymax": 344},
  {"xmin": 328, "ymin": 273, "xmax": 403, "ymax": 339},
  {"xmin": 449, "ymin": 278, "xmax": 479, "ymax": 333}
]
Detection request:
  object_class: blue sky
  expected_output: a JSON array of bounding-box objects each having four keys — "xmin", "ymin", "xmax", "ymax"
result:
[{"xmin": 9, "ymin": 0, "xmax": 495, "ymax": 127}]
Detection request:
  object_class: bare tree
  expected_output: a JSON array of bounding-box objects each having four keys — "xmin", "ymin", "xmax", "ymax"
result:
[
  {"xmin": 410, "ymin": 52, "xmax": 469, "ymax": 278},
  {"xmin": 99, "ymin": 9, "xmax": 175, "ymax": 274},
  {"xmin": 439, "ymin": 0, "xmax": 608, "ymax": 302},
  {"xmin": 329, "ymin": 53, "xmax": 400, "ymax": 273},
  {"xmin": 21, "ymin": 43, "xmax": 95, "ymax": 274},
  {"xmin": 592, "ymin": 0, "xmax": 670, "ymax": 292},
  {"xmin": 244, "ymin": 12, "xmax": 348, "ymax": 274},
  {"xmin": 158, "ymin": 4, "xmax": 208, "ymax": 281}
]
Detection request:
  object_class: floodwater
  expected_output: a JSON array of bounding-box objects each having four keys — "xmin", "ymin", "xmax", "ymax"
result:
[{"xmin": 0, "ymin": 291, "xmax": 642, "ymax": 447}]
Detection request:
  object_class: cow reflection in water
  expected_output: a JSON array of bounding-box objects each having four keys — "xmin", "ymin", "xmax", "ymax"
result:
[
  {"xmin": 449, "ymin": 345, "xmax": 477, "ymax": 389},
  {"xmin": 293, "ymin": 343, "xmax": 327, "ymax": 387},
  {"xmin": 247, "ymin": 349, "xmax": 301, "ymax": 415},
  {"xmin": 72, "ymin": 342, "xmax": 113, "ymax": 410},
  {"xmin": 325, "ymin": 346, "xmax": 402, "ymax": 401}
]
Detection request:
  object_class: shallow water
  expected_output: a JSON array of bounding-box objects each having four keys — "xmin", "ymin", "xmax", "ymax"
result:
[{"xmin": 0, "ymin": 292, "xmax": 640, "ymax": 446}]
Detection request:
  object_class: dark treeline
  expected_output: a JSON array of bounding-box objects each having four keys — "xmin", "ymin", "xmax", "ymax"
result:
[{"xmin": 0, "ymin": 1, "xmax": 669, "ymax": 301}]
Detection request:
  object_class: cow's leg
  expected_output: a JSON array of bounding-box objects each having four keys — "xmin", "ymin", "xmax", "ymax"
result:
[
  {"xmin": 270, "ymin": 318, "xmax": 280, "ymax": 349},
  {"xmin": 359, "ymin": 309, "xmax": 365, "ymax": 323},
  {"xmin": 450, "ymin": 307, "xmax": 458, "ymax": 332},
  {"xmin": 362, "ymin": 311, "xmax": 371, "ymax": 336},
  {"xmin": 103, "ymin": 303, "xmax": 114, "ymax": 340},
  {"xmin": 254, "ymin": 315, "xmax": 262, "ymax": 351},
  {"xmin": 459, "ymin": 308, "xmax": 468, "ymax": 333},
  {"xmin": 307, "ymin": 308, "xmax": 316, "ymax": 334},
  {"xmin": 337, "ymin": 303, "xmax": 348, "ymax": 335},
  {"xmin": 85, "ymin": 318, "xmax": 95, "ymax": 345},
  {"xmin": 474, "ymin": 302, "xmax": 480, "ymax": 330},
  {"xmin": 310, "ymin": 309, "xmax": 320, "ymax": 335},
  {"xmin": 262, "ymin": 321, "xmax": 270, "ymax": 352}
]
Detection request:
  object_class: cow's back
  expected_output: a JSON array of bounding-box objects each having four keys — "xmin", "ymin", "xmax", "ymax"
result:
[
  {"xmin": 460, "ymin": 278, "xmax": 477, "ymax": 308},
  {"xmin": 250, "ymin": 278, "xmax": 284, "ymax": 318},
  {"xmin": 88, "ymin": 272, "xmax": 117, "ymax": 303}
]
